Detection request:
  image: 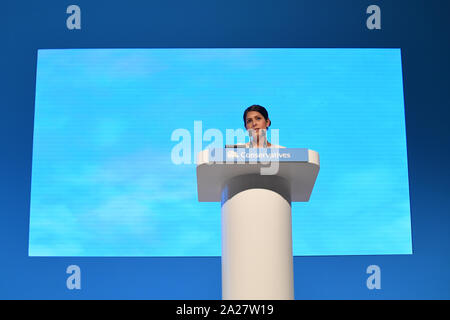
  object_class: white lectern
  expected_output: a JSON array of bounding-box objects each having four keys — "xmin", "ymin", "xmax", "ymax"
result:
[{"xmin": 196, "ymin": 148, "xmax": 320, "ymax": 300}]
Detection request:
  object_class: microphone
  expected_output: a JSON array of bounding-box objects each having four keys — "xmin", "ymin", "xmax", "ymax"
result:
[{"xmin": 224, "ymin": 144, "xmax": 247, "ymax": 148}]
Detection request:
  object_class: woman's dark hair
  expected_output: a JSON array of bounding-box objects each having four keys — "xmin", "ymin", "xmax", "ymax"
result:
[{"xmin": 243, "ymin": 105, "xmax": 270, "ymax": 128}]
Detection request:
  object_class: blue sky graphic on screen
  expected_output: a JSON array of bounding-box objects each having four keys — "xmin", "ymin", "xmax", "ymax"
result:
[{"xmin": 29, "ymin": 48, "xmax": 412, "ymax": 256}]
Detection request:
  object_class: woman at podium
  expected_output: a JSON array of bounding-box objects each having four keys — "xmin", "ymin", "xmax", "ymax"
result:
[{"xmin": 241, "ymin": 105, "xmax": 285, "ymax": 148}]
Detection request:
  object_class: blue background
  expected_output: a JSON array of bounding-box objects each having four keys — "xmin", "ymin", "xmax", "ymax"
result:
[
  {"xmin": 29, "ymin": 48, "xmax": 411, "ymax": 257},
  {"xmin": 1, "ymin": 0, "xmax": 449, "ymax": 299}
]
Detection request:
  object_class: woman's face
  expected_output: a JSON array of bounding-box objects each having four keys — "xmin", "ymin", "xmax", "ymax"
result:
[{"xmin": 245, "ymin": 111, "xmax": 270, "ymax": 133}]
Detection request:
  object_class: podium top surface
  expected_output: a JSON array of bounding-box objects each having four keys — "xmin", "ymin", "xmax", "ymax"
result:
[{"xmin": 196, "ymin": 148, "xmax": 320, "ymax": 202}]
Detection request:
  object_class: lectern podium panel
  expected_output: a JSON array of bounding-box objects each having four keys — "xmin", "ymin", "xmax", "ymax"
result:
[
  {"xmin": 197, "ymin": 148, "xmax": 319, "ymax": 202},
  {"xmin": 196, "ymin": 148, "xmax": 320, "ymax": 300}
]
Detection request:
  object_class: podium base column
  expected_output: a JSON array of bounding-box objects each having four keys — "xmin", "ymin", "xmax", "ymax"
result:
[{"xmin": 221, "ymin": 174, "xmax": 294, "ymax": 300}]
